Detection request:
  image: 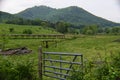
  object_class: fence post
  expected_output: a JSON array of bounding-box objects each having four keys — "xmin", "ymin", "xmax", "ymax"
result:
[
  {"xmin": 38, "ymin": 46, "xmax": 43, "ymax": 80},
  {"xmin": 80, "ymin": 55, "xmax": 83, "ymax": 69}
]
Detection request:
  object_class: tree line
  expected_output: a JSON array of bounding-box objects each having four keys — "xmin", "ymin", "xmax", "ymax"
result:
[
  {"xmin": 4, "ymin": 18, "xmax": 120, "ymax": 35},
  {"xmin": 81, "ymin": 25, "xmax": 120, "ymax": 35}
]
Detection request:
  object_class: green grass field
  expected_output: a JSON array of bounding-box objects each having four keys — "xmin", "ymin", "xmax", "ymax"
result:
[
  {"xmin": 0, "ymin": 24, "xmax": 58, "ymax": 34},
  {"xmin": 0, "ymin": 24, "xmax": 120, "ymax": 80}
]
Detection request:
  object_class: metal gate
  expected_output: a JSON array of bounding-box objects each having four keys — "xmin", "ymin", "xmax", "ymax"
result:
[{"xmin": 38, "ymin": 47, "xmax": 83, "ymax": 80}]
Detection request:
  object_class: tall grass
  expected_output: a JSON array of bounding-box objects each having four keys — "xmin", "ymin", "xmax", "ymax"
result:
[
  {"xmin": 0, "ymin": 56, "xmax": 37, "ymax": 80},
  {"xmin": 69, "ymin": 51, "xmax": 120, "ymax": 80}
]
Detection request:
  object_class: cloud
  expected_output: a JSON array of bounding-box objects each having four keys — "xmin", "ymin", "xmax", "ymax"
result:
[{"xmin": 117, "ymin": 0, "xmax": 120, "ymax": 8}]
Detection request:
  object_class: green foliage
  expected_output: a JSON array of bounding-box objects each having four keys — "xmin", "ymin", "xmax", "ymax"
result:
[
  {"xmin": 69, "ymin": 51, "xmax": 120, "ymax": 80},
  {"xmin": 0, "ymin": 11, "xmax": 19, "ymax": 22},
  {"xmin": 82, "ymin": 52, "xmax": 120, "ymax": 80},
  {"xmin": 69, "ymin": 71, "xmax": 83, "ymax": 80},
  {"xmin": 105, "ymin": 27, "xmax": 111, "ymax": 34},
  {"xmin": 55, "ymin": 22, "xmax": 69, "ymax": 33},
  {"xmin": 0, "ymin": 59, "xmax": 16, "ymax": 80},
  {"xmin": 68, "ymin": 28, "xmax": 76, "ymax": 34},
  {"xmin": 23, "ymin": 29, "xmax": 33, "ymax": 34},
  {"xmin": 0, "ymin": 57, "xmax": 36, "ymax": 80},
  {"xmin": 0, "ymin": 24, "xmax": 58, "ymax": 34},
  {"xmin": 111, "ymin": 27, "xmax": 120, "ymax": 35},
  {"xmin": 15, "ymin": 61, "xmax": 36, "ymax": 80},
  {"xmin": 95, "ymin": 64, "xmax": 109, "ymax": 80},
  {"xmin": 5, "ymin": 18, "xmax": 56, "ymax": 29},
  {"xmin": 104, "ymin": 27, "xmax": 120, "ymax": 35},
  {"xmin": 0, "ymin": 29, "xmax": 9, "ymax": 50},
  {"xmin": 9, "ymin": 27, "xmax": 14, "ymax": 32},
  {"xmin": 111, "ymin": 52, "xmax": 120, "ymax": 69},
  {"xmin": 81, "ymin": 25, "xmax": 98, "ymax": 35}
]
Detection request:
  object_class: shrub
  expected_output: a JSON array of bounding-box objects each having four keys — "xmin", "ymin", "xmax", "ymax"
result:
[
  {"xmin": 111, "ymin": 52, "xmax": 120, "ymax": 68},
  {"xmin": 68, "ymin": 51, "xmax": 120, "ymax": 80},
  {"xmin": 110, "ymin": 52, "xmax": 120, "ymax": 79},
  {"xmin": 69, "ymin": 71, "xmax": 83, "ymax": 80},
  {"xmin": 23, "ymin": 29, "xmax": 32, "ymax": 34},
  {"xmin": 9, "ymin": 28, "xmax": 14, "ymax": 32},
  {"xmin": 0, "ymin": 57, "xmax": 36, "ymax": 80},
  {"xmin": 68, "ymin": 68, "xmax": 83, "ymax": 80}
]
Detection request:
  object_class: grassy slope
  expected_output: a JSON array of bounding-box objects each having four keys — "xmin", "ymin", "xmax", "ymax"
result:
[{"xmin": 0, "ymin": 23, "xmax": 58, "ymax": 34}]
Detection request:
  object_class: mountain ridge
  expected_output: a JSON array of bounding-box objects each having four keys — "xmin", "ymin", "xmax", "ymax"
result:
[
  {"xmin": 0, "ymin": 6, "xmax": 120, "ymax": 27},
  {"xmin": 16, "ymin": 6, "xmax": 120, "ymax": 27},
  {"xmin": 0, "ymin": 11, "xmax": 18, "ymax": 22}
]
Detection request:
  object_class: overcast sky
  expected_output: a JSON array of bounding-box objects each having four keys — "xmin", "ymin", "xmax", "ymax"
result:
[{"xmin": 0, "ymin": 0, "xmax": 120, "ymax": 23}]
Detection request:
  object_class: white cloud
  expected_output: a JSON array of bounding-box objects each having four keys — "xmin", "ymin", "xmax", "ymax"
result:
[{"xmin": 0, "ymin": 0, "xmax": 120, "ymax": 23}]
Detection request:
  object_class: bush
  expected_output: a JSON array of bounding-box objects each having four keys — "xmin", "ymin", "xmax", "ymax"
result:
[
  {"xmin": 68, "ymin": 67, "xmax": 83, "ymax": 80},
  {"xmin": 0, "ymin": 57, "xmax": 36, "ymax": 80},
  {"xmin": 112, "ymin": 52, "xmax": 120, "ymax": 68},
  {"xmin": 23, "ymin": 29, "xmax": 32, "ymax": 34},
  {"xmin": 110, "ymin": 52, "xmax": 120, "ymax": 79},
  {"xmin": 78, "ymin": 52, "xmax": 120, "ymax": 80},
  {"xmin": 9, "ymin": 28, "xmax": 14, "ymax": 32},
  {"xmin": 69, "ymin": 71, "xmax": 83, "ymax": 80}
]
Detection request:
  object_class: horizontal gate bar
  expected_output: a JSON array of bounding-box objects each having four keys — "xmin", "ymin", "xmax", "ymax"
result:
[
  {"xmin": 43, "ymin": 59, "xmax": 82, "ymax": 65},
  {"xmin": 44, "ymin": 65, "xmax": 71, "ymax": 71},
  {"xmin": 44, "ymin": 70, "xmax": 70, "ymax": 76},
  {"xmin": 44, "ymin": 74, "xmax": 66, "ymax": 80},
  {"xmin": 44, "ymin": 65, "xmax": 79, "ymax": 72},
  {"xmin": 44, "ymin": 52, "xmax": 82, "ymax": 56}
]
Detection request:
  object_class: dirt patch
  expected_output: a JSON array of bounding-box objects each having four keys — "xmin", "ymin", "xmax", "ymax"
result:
[
  {"xmin": 0, "ymin": 47, "xmax": 32, "ymax": 55},
  {"xmin": 113, "ymin": 39, "xmax": 120, "ymax": 42}
]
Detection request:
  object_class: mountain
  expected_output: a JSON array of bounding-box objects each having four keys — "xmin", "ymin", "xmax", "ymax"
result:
[
  {"xmin": 16, "ymin": 6, "xmax": 120, "ymax": 27},
  {"xmin": 0, "ymin": 11, "xmax": 19, "ymax": 22},
  {"xmin": 16, "ymin": 6, "xmax": 55, "ymax": 20}
]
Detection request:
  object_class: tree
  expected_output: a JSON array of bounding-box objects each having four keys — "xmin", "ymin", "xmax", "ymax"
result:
[
  {"xmin": 68, "ymin": 28, "xmax": 76, "ymax": 34},
  {"xmin": 105, "ymin": 28, "xmax": 111, "ymax": 34},
  {"xmin": 55, "ymin": 22, "xmax": 69, "ymax": 33},
  {"xmin": 112, "ymin": 27, "xmax": 120, "ymax": 35},
  {"xmin": 98, "ymin": 27, "xmax": 104, "ymax": 33},
  {"xmin": 89, "ymin": 24, "xmax": 98, "ymax": 35},
  {"xmin": 31, "ymin": 19, "xmax": 41, "ymax": 25},
  {"xmin": 81, "ymin": 25, "xmax": 98, "ymax": 35}
]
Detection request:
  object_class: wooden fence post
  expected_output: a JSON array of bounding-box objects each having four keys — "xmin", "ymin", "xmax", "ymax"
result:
[{"xmin": 38, "ymin": 46, "xmax": 42, "ymax": 80}]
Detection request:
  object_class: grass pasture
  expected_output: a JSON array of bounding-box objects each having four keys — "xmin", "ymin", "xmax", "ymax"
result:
[
  {"xmin": 0, "ymin": 24, "xmax": 120, "ymax": 80},
  {"xmin": 0, "ymin": 24, "xmax": 58, "ymax": 34},
  {"xmin": 0, "ymin": 35, "xmax": 120, "ymax": 80}
]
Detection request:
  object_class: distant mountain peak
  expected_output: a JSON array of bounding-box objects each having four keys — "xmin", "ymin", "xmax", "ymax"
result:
[
  {"xmin": 15, "ymin": 6, "xmax": 120, "ymax": 27},
  {"xmin": 66, "ymin": 6, "xmax": 82, "ymax": 9},
  {"xmin": 31, "ymin": 5, "xmax": 55, "ymax": 10}
]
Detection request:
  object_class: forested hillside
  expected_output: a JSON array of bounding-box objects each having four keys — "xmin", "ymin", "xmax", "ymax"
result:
[
  {"xmin": 16, "ymin": 6, "xmax": 120, "ymax": 27},
  {"xmin": 0, "ymin": 11, "xmax": 18, "ymax": 22}
]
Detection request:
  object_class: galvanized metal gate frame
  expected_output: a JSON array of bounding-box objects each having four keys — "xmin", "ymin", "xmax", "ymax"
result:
[{"xmin": 38, "ymin": 47, "xmax": 83, "ymax": 80}]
